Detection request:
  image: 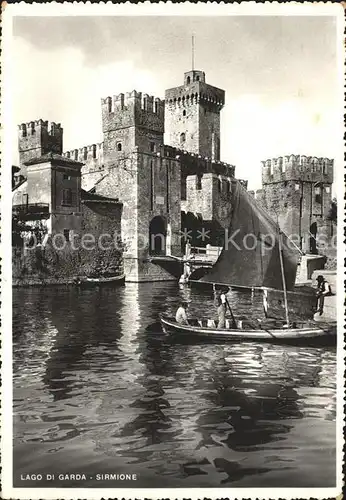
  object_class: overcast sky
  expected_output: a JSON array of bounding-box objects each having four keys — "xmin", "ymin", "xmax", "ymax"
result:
[{"xmin": 12, "ymin": 15, "xmax": 339, "ymax": 189}]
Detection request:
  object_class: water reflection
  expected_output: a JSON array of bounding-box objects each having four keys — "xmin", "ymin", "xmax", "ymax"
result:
[
  {"xmin": 42, "ymin": 288, "xmax": 125, "ymax": 400},
  {"xmin": 12, "ymin": 283, "xmax": 337, "ymax": 487}
]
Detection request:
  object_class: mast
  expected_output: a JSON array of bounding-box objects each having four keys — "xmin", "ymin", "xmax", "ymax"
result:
[
  {"xmin": 278, "ymin": 227, "xmax": 290, "ymax": 325},
  {"xmin": 192, "ymin": 34, "xmax": 195, "ymax": 70}
]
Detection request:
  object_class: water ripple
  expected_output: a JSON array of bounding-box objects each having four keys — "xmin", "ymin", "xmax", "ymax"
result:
[{"xmin": 12, "ymin": 283, "xmax": 337, "ymax": 488}]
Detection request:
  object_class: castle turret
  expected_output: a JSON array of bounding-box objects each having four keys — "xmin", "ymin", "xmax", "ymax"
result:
[
  {"xmin": 260, "ymin": 155, "xmax": 334, "ymax": 252},
  {"xmin": 101, "ymin": 91, "xmax": 165, "ymax": 160},
  {"xmin": 165, "ymin": 70, "xmax": 225, "ymax": 162},
  {"xmin": 18, "ymin": 120, "xmax": 63, "ymax": 177}
]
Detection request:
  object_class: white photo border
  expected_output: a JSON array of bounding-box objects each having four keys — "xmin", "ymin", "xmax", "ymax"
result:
[{"xmin": 1, "ymin": 2, "xmax": 345, "ymax": 499}]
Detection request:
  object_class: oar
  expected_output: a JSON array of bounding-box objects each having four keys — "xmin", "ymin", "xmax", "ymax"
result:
[
  {"xmin": 225, "ymin": 297, "xmax": 237, "ymax": 329},
  {"xmin": 255, "ymin": 318, "xmax": 278, "ymax": 340},
  {"xmin": 225, "ymin": 292, "xmax": 277, "ymax": 339}
]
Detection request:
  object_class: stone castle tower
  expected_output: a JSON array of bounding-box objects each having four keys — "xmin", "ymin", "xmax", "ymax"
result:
[
  {"xmin": 97, "ymin": 91, "xmax": 181, "ymax": 281},
  {"xmin": 101, "ymin": 91, "xmax": 165, "ymax": 159},
  {"xmin": 18, "ymin": 120, "xmax": 63, "ymax": 177},
  {"xmin": 165, "ymin": 70, "xmax": 225, "ymax": 161},
  {"xmin": 15, "ymin": 120, "xmax": 83, "ymax": 238},
  {"xmin": 261, "ymin": 155, "xmax": 334, "ymax": 253}
]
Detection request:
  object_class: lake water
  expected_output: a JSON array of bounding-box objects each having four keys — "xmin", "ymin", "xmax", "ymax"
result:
[{"xmin": 13, "ymin": 282, "xmax": 337, "ymax": 488}]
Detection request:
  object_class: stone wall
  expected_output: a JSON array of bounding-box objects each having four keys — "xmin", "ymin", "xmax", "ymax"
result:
[
  {"xmin": 163, "ymin": 145, "xmax": 235, "ymax": 201},
  {"xmin": 198, "ymin": 106, "xmax": 221, "ymax": 161},
  {"xmin": 265, "ymin": 287, "xmax": 317, "ymax": 320},
  {"xmin": 13, "ymin": 198, "xmax": 123, "ymax": 286},
  {"xmin": 261, "ymin": 180, "xmax": 333, "ymax": 250},
  {"xmin": 260, "ymin": 155, "xmax": 334, "ymax": 251},
  {"xmin": 94, "ymin": 146, "xmax": 181, "ymax": 281},
  {"xmin": 295, "ymin": 255, "xmax": 327, "ymax": 284},
  {"xmin": 63, "ymin": 143, "xmax": 105, "ymax": 192},
  {"xmin": 185, "ymin": 172, "xmax": 233, "ymax": 228}
]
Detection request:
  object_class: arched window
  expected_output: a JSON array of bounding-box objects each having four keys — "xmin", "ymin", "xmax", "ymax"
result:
[
  {"xmin": 186, "ymin": 76, "xmax": 191, "ymax": 84},
  {"xmin": 180, "ymin": 132, "xmax": 186, "ymax": 145},
  {"xmin": 92, "ymin": 144, "xmax": 97, "ymax": 158},
  {"xmin": 196, "ymin": 75, "xmax": 200, "ymax": 82},
  {"xmin": 117, "ymin": 142, "xmax": 122, "ymax": 152},
  {"xmin": 183, "ymin": 110, "xmax": 186, "ymax": 117},
  {"xmin": 22, "ymin": 124, "xmax": 27, "ymax": 137},
  {"xmin": 83, "ymin": 147, "xmax": 87, "ymax": 160},
  {"xmin": 107, "ymin": 97, "xmax": 112, "ymax": 113}
]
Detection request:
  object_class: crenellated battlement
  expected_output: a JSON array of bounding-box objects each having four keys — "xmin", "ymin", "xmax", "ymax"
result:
[
  {"xmin": 165, "ymin": 82, "xmax": 225, "ymax": 111},
  {"xmin": 63, "ymin": 142, "xmax": 104, "ymax": 163},
  {"xmin": 101, "ymin": 90, "xmax": 165, "ymax": 135},
  {"xmin": 102, "ymin": 91, "xmax": 164, "ymax": 114},
  {"xmin": 165, "ymin": 70, "xmax": 225, "ymax": 114},
  {"xmin": 261, "ymin": 154, "xmax": 334, "ymax": 185},
  {"xmin": 18, "ymin": 120, "xmax": 62, "ymax": 138},
  {"xmin": 18, "ymin": 119, "xmax": 63, "ymax": 171},
  {"xmin": 162, "ymin": 145, "xmax": 235, "ymax": 178}
]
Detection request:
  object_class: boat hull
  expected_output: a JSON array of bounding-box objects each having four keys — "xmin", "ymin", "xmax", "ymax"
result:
[
  {"xmin": 160, "ymin": 316, "xmax": 336, "ymax": 344},
  {"xmin": 75, "ymin": 275, "xmax": 125, "ymax": 287}
]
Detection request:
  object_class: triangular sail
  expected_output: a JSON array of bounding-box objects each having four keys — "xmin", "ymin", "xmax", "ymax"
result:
[{"xmin": 199, "ymin": 180, "xmax": 300, "ymax": 291}]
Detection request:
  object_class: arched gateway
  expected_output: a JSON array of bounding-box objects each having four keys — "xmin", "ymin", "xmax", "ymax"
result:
[{"xmin": 149, "ymin": 215, "xmax": 167, "ymax": 256}]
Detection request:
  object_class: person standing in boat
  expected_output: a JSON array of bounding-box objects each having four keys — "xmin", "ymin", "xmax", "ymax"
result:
[
  {"xmin": 214, "ymin": 285, "xmax": 229, "ymax": 329},
  {"xmin": 316, "ymin": 275, "xmax": 332, "ymax": 315},
  {"xmin": 175, "ymin": 301, "xmax": 189, "ymax": 325}
]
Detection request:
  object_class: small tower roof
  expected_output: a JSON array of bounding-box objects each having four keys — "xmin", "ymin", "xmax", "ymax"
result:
[
  {"xmin": 81, "ymin": 189, "xmax": 122, "ymax": 205},
  {"xmin": 24, "ymin": 152, "xmax": 84, "ymax": 168}
]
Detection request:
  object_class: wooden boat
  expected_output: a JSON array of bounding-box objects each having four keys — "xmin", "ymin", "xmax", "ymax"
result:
[
  {"xmin": 165, "ymin": 180, "xmax": 336, "ymax": 343},
  {"xmin": 74, "ymin": 274, "xmax": 125, "ymax": 287},
  {"xmin": 160, "ymin": 316, "xmax": 336, "ymax": 343}
]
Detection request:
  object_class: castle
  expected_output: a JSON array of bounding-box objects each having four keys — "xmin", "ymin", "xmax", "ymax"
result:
[{"xmin": 12, "ymin": 68, "xmax": 334, "ymax": 283}]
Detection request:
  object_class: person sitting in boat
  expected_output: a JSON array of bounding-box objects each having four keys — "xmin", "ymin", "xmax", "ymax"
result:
[
  {"xmin": 214, "ymin": 285, "xmax": 229, "ymax": 329},
  {"xmin": 316, "ymin": 275, "xmax": 332, "ymax": 315},
  {"xmin": 175, "ymin": 301, "xmax": 189, "ymax": 325}
]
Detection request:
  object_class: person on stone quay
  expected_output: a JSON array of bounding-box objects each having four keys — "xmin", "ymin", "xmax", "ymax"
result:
[
  {"xmin": 316, "ymin": 274, "xmax": 332, "ymax": 315},
  {"xmin": 175, "ymin": 301, "xmax": 189, "ymax": 325},
  {"xmin": 213, "ymin": 285, "xmax": 229, "ymax": 329}
]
